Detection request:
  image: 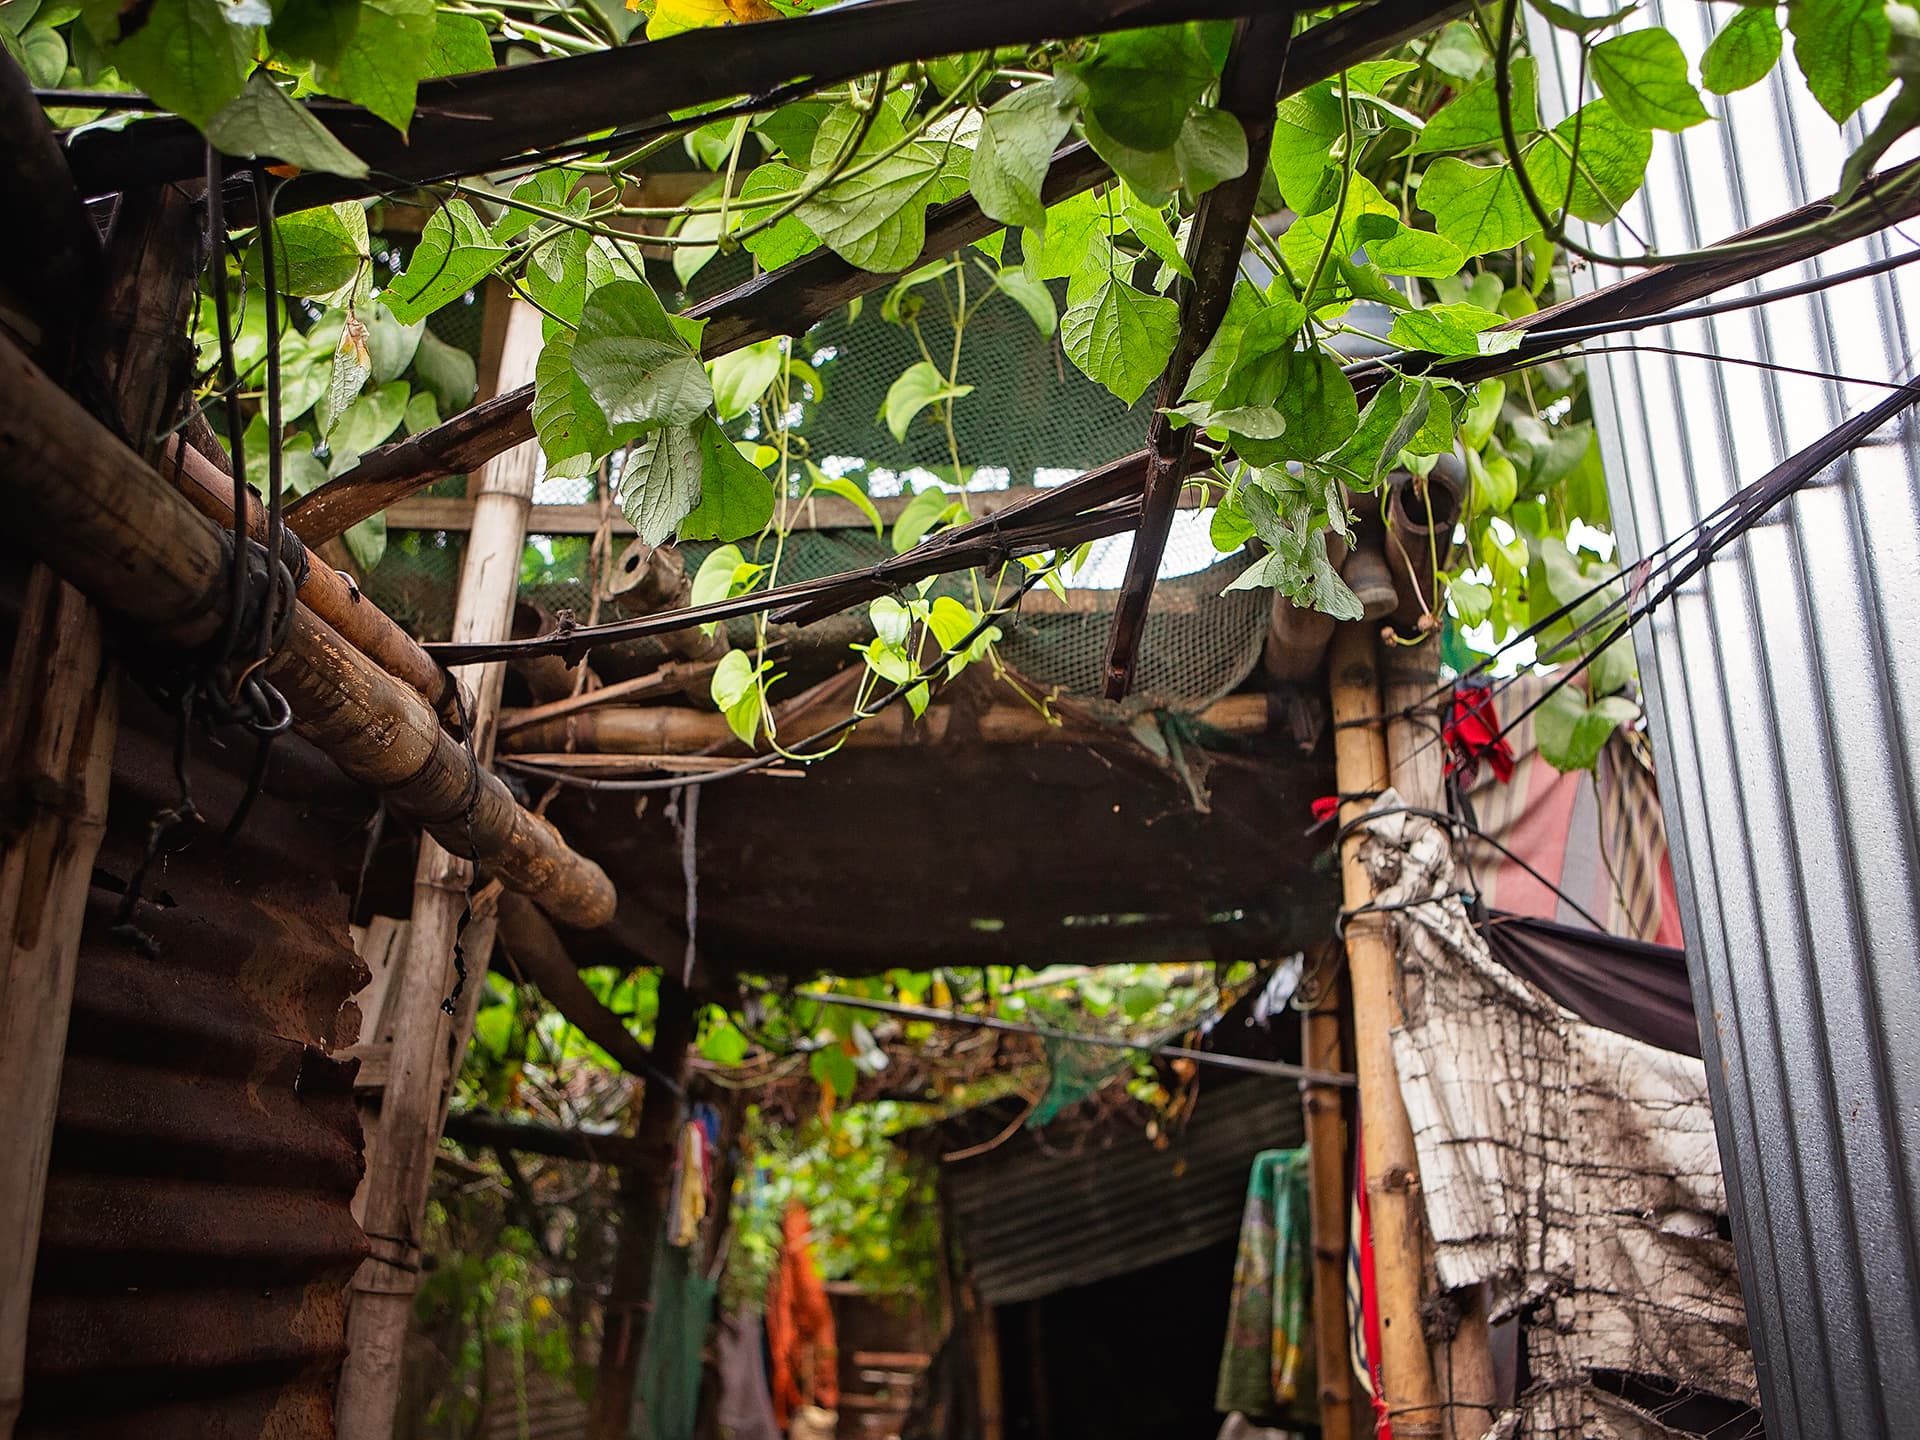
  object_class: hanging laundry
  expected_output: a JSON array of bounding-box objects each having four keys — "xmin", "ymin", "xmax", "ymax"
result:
[
  {"xmin": 764, "ymin": 1202, "xmax": 839, "ymax": 1429},
  {"xmin": 1215, "ymin": 1148, "xmax": 1313, "ymax": 1417},
  {"xmin": 714, "ymin": 1308, "xmax": 782, "ymax": 1440}
]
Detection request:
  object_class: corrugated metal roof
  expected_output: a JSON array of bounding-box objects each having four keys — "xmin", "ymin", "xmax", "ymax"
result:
[
  {"xmin": 1532, "ymin": 11, "xmax": 1920, "ymax": 1434},
  {"xmin": 943, "ymin": 1085, "xmax": 1302, "ymax": 1306},
  {"xmin": 19, "ymin": 702, "xmax": 371, "ymax": 1438}
]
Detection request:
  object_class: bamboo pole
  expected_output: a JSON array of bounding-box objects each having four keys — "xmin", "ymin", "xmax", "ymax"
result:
[
  {"xmin": 164, "ymin": 435, "xmax": 472, "ymax": 736},
  {"xmin": 1379, "ymin": 635, "xmax": 1498, "ymax": 1440},
  {"xmin": 337, "ymin": 299, "xmax": 545, "ymax": 1440},
  {"xmin": 0, "ymin": 326, "xmax": 614, "ymax": 930},
  {"xmin": 1329, "ymin": 624, "xmax": 1442, "ymax": 1439},
  {"xmin": 1302, "ymin": 946, "xmax": 1354, "ymax": 1440},
  {"xmin": 0, "ymin": 573, "xmax": 117, "ymax": 1440},
  {"xmin": 589, "ymin": 975, "xmax": 697, "ymax": 1440},
  {"xmin": 496, "ymin": 891, "xmax": 665, "ymax": 1082},
  {"xmin": 501, "ymin": 691, "xmax": 1270, "ymax": 756}
]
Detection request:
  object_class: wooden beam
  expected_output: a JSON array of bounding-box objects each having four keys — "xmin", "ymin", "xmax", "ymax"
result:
[
  {"xmin": 337, "ymin": 298, "xmax": 546, "ymax": 1440},
  {"xmin": 282, "ymin": 0, "xmax": 1469, "ymax": 548},
  {"xmin": 441, "ymin": 1109, "xmax": 653, "ymax": 1169},
  {"xmin": 0, "ymin": 326, "xmax": 615, "ymax": 930},
  {"xmin": 1302, "ymin": 947, "xmax": 1354, "ymax": 1440},
  {"xmin": 66, "ymin": 0, "xmax": 1288, "ymax": 203},
  {"xmin": 1102, "ymin": 10, "xmax": 1294, "ymax": 700},
  {"xmin": 1329, "ymin": 624, "xmax": 1441, "ymax": 1436},
  {"xmin": 495, "ymin": 891, "xmax": 670, "ymax": 1085}
]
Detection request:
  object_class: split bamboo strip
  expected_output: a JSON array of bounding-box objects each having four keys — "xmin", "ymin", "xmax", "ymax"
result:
[
  {"xmin": 0, "ymin": 572, "xmax": 117, "ymax": 1440},
  {"xmin": 338, "ymin": 299, "xmax": 545, "ymax": 1440},
  {"xmin": 1329, "ymin": 624, "xmax": 1442, "ymax": 1438},
  {"xmin": 0, "ymin": 326, "xmax": 615, "ymax": 930},
  {"xmin": 496, "ymin": 660, "xmax": 718, "ymax": 736},
  {"xmin": 164, "ymin": 436, "xmax": 473, "ymax": 736}
]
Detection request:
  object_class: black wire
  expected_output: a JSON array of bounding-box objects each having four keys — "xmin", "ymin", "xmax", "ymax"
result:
[{"xmin": 499, "ymin": 574, "xmax": 1041, "ymax": 792}]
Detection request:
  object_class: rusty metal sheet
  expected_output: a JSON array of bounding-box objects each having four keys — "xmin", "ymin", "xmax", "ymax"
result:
[{"xmin": 19, "ymin": 694, "xmax": 373, "ymax": 1439}]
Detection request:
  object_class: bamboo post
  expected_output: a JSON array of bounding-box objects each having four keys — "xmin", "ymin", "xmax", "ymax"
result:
[
  {"xmin": 1379, "ymin": 636, "xmax": 1497, "ymax": 1440},
  {"xmin": 0, "ymin": 574, "xmax": 117, "ymax": 1440},
  {"xmin": 1302, "ymin": 946, "xmax": 1354, "ymax": 1440},
  {"xmin": 1329, "ymin": 624, "xmax": 1441, "ymax": 1439},
  {"xmin": 589, "ymin": 975, "xmax": 698, "ymax": 1440},
  {"xmin": 336, "ymin": 299, "xmax": 546, "ymax": 1440}
]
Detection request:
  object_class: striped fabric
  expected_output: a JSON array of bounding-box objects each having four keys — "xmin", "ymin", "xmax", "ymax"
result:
[{"xmin": 1454, "ymin": 676, "xmax": 1684, "ymax": 947}]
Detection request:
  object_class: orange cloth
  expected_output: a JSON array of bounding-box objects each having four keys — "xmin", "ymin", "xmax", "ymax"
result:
[{"xmin": 764, "ymin": 1202, "xmax": 838, "ymax": 1426}]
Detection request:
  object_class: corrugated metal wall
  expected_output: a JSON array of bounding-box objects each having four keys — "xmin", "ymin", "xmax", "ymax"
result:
[
  {"xmin": 1532, "ymin": 10, "xmax": 1920, "ymax": 1433},
  {"xmin": 944, "ymin": 1084, "xmax": 1302, "ymax": 1306},
  {"xmin": 19, "ymin": 698, "xmax": 370, "ymax": 1438}
]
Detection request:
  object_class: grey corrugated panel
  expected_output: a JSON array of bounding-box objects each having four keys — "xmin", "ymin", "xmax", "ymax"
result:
[
  {"xmin": 1531, "ymin": 10, "xmax": 1920, "ymax": 1434},
  {"xmin": 19, "ymin": 704, "xmax": 369, "ymax": 1438},
  {"xmin": 943, "ymin": 1086, "xmax": 1301, "ymax": 1305}
]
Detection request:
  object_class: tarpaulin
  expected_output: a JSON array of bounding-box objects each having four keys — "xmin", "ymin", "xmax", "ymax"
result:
[{"xmin": 1481, "ymin": 910, "xmax": 1699, "ymax": 1059}]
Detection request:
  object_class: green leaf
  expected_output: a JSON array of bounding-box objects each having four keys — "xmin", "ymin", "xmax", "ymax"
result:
[
  {"xmin": 260, "ymin": 202, "xmax": 365, "ymax": 298},
  {"xmin": 1060, "ymin": 273, "xmax": 1178, "ymax": 406},
  {"xmin": 1268, "ymin": 349, "xmax": 1360, "ymax": 463},
  {"xmin": 1367, "ymin": 221, "xmax": 1468, "ymax": 279},
  {"xmin": 411, "ymin": 327, "xmax": 477, "ymax": 412},
  {"xmin": 807, "ymin": 467, "xmax": 884, "ymax": 536},
  {"xmin": 326, "ymin": 379, "xmax": 409, "ymax": 471},
  {"xmin": 679, "ymin": 419, "xmax": 776, "ymax": 541},
  {"xmin": 1066, "ymin": 23, "xmax": 1214, "ymax": 151},
  {"xmin": 737, "ymin": 162, "xmax": 822, "ymax": 270},
  {"xmin": 1794, "ymin": 0, "xmax": 1895, "ymax": 121},
  {"xmin": 492, "ymin": 167, "xmax": 587, "ymax": 244},
  {"xmin": 990, "ymin": 265, "xmax": 1058, "ymax": 337},
  {"xmin": 891, "ymin": 485, "xmax": 952, "ymax": 554},
  {"xmin": 882, "ymin": 360, "xmax": 973, "ymax": 442},
  {"xmin": 710, "ymin": 338, "xmax": 784, "ymax": 420},
  {"xmin": 753, "ymin": 101, "xmax": 827, "ymax": 165},
  {"xmin": 1536, "ymin": 686, "xmax": 1639, "ymax": 770},
  {"xmin": 671, "ymin": 208, "xmax": 724, "ymax": 287},
  {"xmin": 531, "ymin": 333, "xmax": 619, "ymax": 478},
  {"xmin": 699, "ymin": 1011, "xmax": 750, "ymax": 1065},
  {"xmin": 86, "ymin": 0, "xmax": 252, "ymax": 128},
  {"xmin": 1269, "ymin": 85, "xmax": 1344, "ymax": 214},
  {"xmin": 1466, "ymin": 444, "xmax": 1518, "ymax": 513},
  {"xmin": 380, "ymin": 200, "xmax": 504, "ymax": 325},
  {"xmin": 1521, "ymin": 98, "xmax": 1653, "ymax": 223},
  {"xmin": 971, "ymin": 78, "xmax": 1077, "ymax": 231},
  {"xmin": 403, "ymin": 387, "xmax": 438, "ymax": 434},
  {"xmin": 1173, "ymin": 106, "xmax": 1249, "ymax": 195},
  {"xmin": 424, "ymin": 10, "xmax": 491, "ymax": 76},
  {"xmin": 16, "ymin": 22, "xmax": 65, "ymax": 85},
  {"xmin": 573, "ymin": 279, "xmax": 713, "ymax": 428},
  {"xmin": 312, "ymin": 0, "xmax": 434, "ymax": 133},
  {"xmin": 1426, "ymin": 20, "xmax": 1490, "ymax": 82},
  {"xmin": 1838, "ymin": 73, "xmax": 1920, "ymax": 202},
  {"xmin": 1702, "ymin": 6, "xmax": 1783, "ymax": 93},
  {"xmin": 711, "ymin": 649, "xmax": 765, "ymax": 746},
  {"xmin": 797, "ymin": 103, "xmax": 947, "ymax": 272},
  {"xmin": 267, "ymin": 0, "xmax": 360, "ymax": 68},
  {"xmin": 1417, "ymin": 157, "xmax": 1542, "ymax": 256},
  {"xmin": 617, "ymin": 423, "xmax": 705, "ymax": 545},
  {"xmin": 1462, "ymin": 378, "xmax": 1506, "ymax": 448},
  {"xmin": 363, "ymin": 305, "xmax": 423, "ymax": 382},
  {"xmin": 343, "ymin": 512, "xmax": 386, "ymax": 571},
  {"xmin": 1329, "ymin": 376, "xmax": 1433, "ymax": 487},
  {"xmin": 1524, "ymin": 0, "xmax": 1636, "ymax": 38},
  {"xmin": 1590, "ymin": 27, "xmax": 1713, "ymax": 130},
  {"xmin": 811, "ymin": 1044, "xmax": 857, "ymax": 1103},
  {"xmin": 1387, "ymin": 302, "xmax": 1520, "ymax": 357},
  {"xmin": 1414, "ymin": 57, "xmax": 1541, "ymax": 153}
]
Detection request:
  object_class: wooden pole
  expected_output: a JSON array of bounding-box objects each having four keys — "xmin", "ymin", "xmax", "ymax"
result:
[
  {"xmin": 0, "ymin": 574, "xmax": 117, "ymax": 1440},
  {"xmin": 496, "ymin": 891, "xmax": 665, "ymax": 1082},
  {"xmin": 1329, "ymin": 624, "xmax": 1441, "ymax": 1439},
  {"xmin": 1379, "ymin": 636, "xmax": 1498, "ymax": 1440},
  {"xmin": 589, "ymin": 975, "xmax": 697, "ymax": 1440},
  {"xmin": 1302, "ymin": 946, "xmax": 1354, "ymax": 1440},
  {"xmin": 0, "ymin": 177, "xmax": 195, "ymax": 1440},
  {"xmin": 336, "ymin": 299, "xmax": 545, "ymax": 1440},
  {"xmin": 0, "ymin": 326, "xmax": 613, "ymax": 929}
]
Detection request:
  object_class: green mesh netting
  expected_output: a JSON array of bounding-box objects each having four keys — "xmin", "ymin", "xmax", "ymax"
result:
[{"xmin": 357, "ymin": 249, "xmax": 1274, "ymax": 719}]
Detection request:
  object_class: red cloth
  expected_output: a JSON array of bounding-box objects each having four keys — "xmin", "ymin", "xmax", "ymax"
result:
[
  {"xmin": 764, "ymin": 1203, "xmax": 838, "ymax": 1426},
  {"xmin": 1444, "ymin": 685, "xmax": 1516, "ymax": 786}
]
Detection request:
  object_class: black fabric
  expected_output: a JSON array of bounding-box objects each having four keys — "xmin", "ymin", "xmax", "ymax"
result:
[{"xmin": 1481, "ymin": 911, "xmax": 1701, "ymax": 1059}]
